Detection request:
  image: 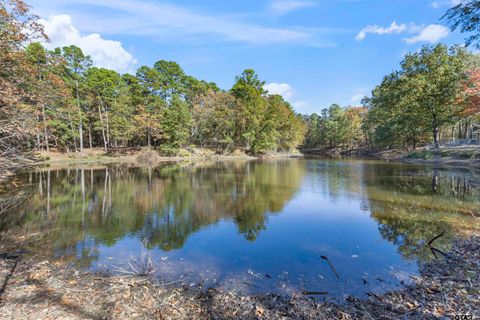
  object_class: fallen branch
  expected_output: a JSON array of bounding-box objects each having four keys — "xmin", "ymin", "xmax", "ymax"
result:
[
  {"xmin": 320, "ymin": 255, "xmax": 339, "ymax": 280},
  {"xmin": 0, "ymin": 251, "xmax": 23, "ymax": 299},
  {"xmin": 302, "ymin": 291, "xmax": 328, "ymax": 295},
  {"xmin": 428, "ymin": 231, "xmax": 445, "ymax": 246}
]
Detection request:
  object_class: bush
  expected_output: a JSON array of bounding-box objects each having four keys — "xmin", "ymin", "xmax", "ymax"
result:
[
  {"xmin": 406, "ymin": 150, "xmax": 433, "ymax": 159},
  {"xmin": 136, "ymin": 150, "xmax": 161, "ymax": 164},
  {"xmin": 158, "ymin": 145, "xmax": 179, "ymax": 157},
  {"xmin": 458, "ymin": 150, "xmax": 477, "ymax": 159}
]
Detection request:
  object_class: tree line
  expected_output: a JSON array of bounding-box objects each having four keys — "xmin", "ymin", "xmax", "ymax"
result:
[
  {"xmin": 2, "ymin": 0, "xmax": 480, "ymax": 170},
  {"xmin": 304, "ymin": 45, "xmax": 480, "ymax": 151},
  {"xmin": 0, "ymin": 0, "xmax": 306, "ymax": 164},
  {"xmin": 304, "ymin": 1, "xmax": 480, "ymax": 151}
]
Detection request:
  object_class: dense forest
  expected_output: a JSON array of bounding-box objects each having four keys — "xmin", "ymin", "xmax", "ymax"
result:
[
  {"xmin": 1, "ymin": 0, "xmax": 480, "ymax": 174},
  {"xmin": 0, "ymin": 0, "xmax": 306, "ymax": 164}
]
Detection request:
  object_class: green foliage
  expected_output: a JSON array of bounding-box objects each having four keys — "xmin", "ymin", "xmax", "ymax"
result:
[
  {"xmin": 5, "ymin": 39, "xmax": 307, "ymax": 155},
  {"xmin": 443, "ymin": 0, "xmax": 480, "ymax": 49},
  {"xmin": 303, "ymin": 105, "xmax": 365, "ymax": 149},
  {"xmin": 160, "ymin": 95, "xmax": 193, "ymax": 153},
  {"xmin": 304, "ymin": 45, "xmax": 478, "ymax": 152},
  {"xmin": 229, "ymin": 69, "xmax": 305, "ymax": 154},
  {"xmin": 364, "ymin": 44, "xmax": 471, "ymax": 149}
]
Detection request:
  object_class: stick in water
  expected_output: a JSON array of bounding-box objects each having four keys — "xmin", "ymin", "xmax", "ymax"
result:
[
  {"xmin": 428, "ymin": 231, "xmax": 445, "ymax": 246},
  {"xmin": 302, "ymin": 291, "xmax": 329, "ymax": 295},
  {"xmin": 320, "ymin": 255, "xmax": 339, "ymax": 279}
]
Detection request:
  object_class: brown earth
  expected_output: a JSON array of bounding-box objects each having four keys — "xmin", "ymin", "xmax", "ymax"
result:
[
  {"xmin": 303, "ymin": 146, "xmax": 480, "ymax": 168},
  {"xmin": 0, "ymin": 230, "xmax": 478, "ymax": 319}
]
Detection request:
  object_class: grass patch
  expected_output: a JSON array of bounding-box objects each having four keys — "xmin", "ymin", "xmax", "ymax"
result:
[
  {"xmin": 406, "ymin": 150, "xmax": 435, "ymax": 159},
  {"xmin": 458, "ymin": 150, "xmax": 478, "ymax": 159}
]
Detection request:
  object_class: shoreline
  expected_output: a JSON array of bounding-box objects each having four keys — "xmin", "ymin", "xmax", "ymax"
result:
[
  {"xmin": 3, "ymin": 146, "xmax": 479, "ymax": 180},
  {"xmin": 0, "ymin": 230, "xmax": 478, "ymax": 319},
  {"xmin": 303, "ymin": 146, "xmax": 480, "ymax": 169},
  {"xmin": 34, "ymin": 148, "xmax": 303, "ymax": 166},
  {"xmin": 0, "ymin": 148, "xmax": 303, "ymax": 182}
]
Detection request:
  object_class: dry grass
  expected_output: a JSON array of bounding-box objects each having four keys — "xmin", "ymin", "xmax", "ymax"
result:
[{"xmin": 0, "ymin": 232, "xmax": 479, "ymax": 319}]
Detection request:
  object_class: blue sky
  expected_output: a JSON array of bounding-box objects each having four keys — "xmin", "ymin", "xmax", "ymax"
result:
[{"xmin": 29, "ymin": 0, "xmax": 466, "ymax": 114}]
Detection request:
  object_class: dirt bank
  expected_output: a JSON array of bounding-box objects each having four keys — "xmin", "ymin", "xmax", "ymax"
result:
[
  {"xmin": 33, "ymin": 148, "xmax": 303, "ymax": 167},
  {"xmin": 0, "ymin": 148, "xmax": 303, "ymax": 183},
  {"xmin": 0, "ymin": 230, "xmax": 478, "ymax": 319},
  {"xmin": 303, "ymin": 146, "xmax": 480, "ymax": 168}
]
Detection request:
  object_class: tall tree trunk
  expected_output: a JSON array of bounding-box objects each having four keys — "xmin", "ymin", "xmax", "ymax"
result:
[
  {"xmin": 88, "ymin": 123, "xmax": 93, "ymax": 149},
  {"xmin": 433, "ymin": 125, "xmax": 440, "ymax": 149},
  {"xmin": 99, "ymin": 98, "xmax": 110, "ymax": 148},
  {"xmin": 105, "ymin": 107, "xmax": 110, "ymax": 147},
  {"xmin": 97, "ymin": 103, "xmax": 108, "ymax": 153},
  {"xmin": 68, "ymin": 114, "xmax": 77, "ymax": 151},
  {"xmin": 36, "ymin": 115, "xmax": 41, "ymax": 149},
  {"xmin": 432, "ymin": 113, "xmax": 439, "ymax": 149},
  {"xmin": 42, "ymin": 105, "xmax": 49, "ymax": 152},
  {"xmin": 75, "ymin": 80, "xmax": 84, "ymax": 153}
]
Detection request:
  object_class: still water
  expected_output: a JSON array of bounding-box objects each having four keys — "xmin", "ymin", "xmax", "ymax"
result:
[{"xmin": 2, "ymin": 159, "xmax": 480, "ymax": 300}]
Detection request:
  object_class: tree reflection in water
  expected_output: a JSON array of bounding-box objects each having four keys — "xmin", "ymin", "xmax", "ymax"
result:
[
  {"xmin": 6, "ymin": 160, "xmax": 305, "ymax": 263},
  {"xmin": 2, "ymin": 159, "xmax": 480, "ymax": 268},
  {"xmin": 303, "ymin": 160, "xmax": 480, "ymax": 261},
  {"xmin": 362, "ymin": 163, "xmax": 480, "ymax": 261}
]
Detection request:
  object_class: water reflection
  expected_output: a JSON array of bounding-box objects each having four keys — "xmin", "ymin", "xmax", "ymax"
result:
[
  {"xmin": 362, "ymin": 163, "xmax": 480, "ymax": 261},
  {"xmin": 10, "ymin": 160, "xmax": 305, "ymax": 256},
  {"xmin": 2, "ymin": 159, "xmax": 480, "ymax": 296}
]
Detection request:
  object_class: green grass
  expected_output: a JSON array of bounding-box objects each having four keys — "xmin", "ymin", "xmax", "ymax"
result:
[
  {"xmin": 406, "ymin": 148, "xmax": 480, "ymax": 160},
  {"xmin": 406, "ymin": 150, "xmax": 435, "ymax": 159},
  {"xmin": 457, "ymin": 150, "xmax": 479, "ymax": 159}
]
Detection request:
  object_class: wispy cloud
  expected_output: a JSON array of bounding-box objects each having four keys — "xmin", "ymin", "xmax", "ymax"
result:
[
  {"xmin": 356, "ymin": 21, "xmax": 449, "ymax": 44},
  {"xmin": 430, "ymin": 0, "xmax": 462, "ymax": 9},
  {"xmin": 356, "ymin": 21, "xmax": 409, "ymax": 41},
  {"xmin": 269, "ymin": 0, "xmax": 317, "ymax": 16},
  {"xmin": 31, "ymin": 0, "xmax": 329, "ymax": 46}
]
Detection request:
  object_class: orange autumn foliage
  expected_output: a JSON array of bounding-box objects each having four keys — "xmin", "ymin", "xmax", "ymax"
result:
[{"xmin": 461, "ymin": 68, "xmax": 480, "ymax": 117}]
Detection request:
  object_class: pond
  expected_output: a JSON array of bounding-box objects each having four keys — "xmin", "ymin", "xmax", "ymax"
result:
[{"xmin": 1, "ymin": 159, "xmax": 480, "ymax": 301}]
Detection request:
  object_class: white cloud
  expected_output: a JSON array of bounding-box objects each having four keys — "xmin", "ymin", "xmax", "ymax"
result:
[
  {"xmin": 264, "ymin": 82, "xmax": 296, "ymax": 100},
  {"xmin": 31, "ymin": 0, "xmax": 319, "ymax": 46},
  {"xmin": 404, "ymin": 24, "xmax": 449, "ymax": 44},
  {"xmin": 356, "ymin": 21, "xmax": 449, "ymax": 44},
  {"xmin": 40, "ymin": 15, "xmax": 137, "ymax": 73},
  {"xmin": 350, "ymin": 93, "xmax": 365, "ymax": 104},
  {"xmin": 356, "ymin": 21, "xmax": 407, "ymax": 41},
  {"xmin": 269, "ymin": 0, "xmax": 317, "ymax": 16},
  {"xmin": 264, "ymin": 82, "xmax": 309, "ymax": 110}
]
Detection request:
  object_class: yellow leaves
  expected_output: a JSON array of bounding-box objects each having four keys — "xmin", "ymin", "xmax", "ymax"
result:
[
  {"xmin": 61, "ymin": 295, "xmax": 70, "ymax": 304},
  {"xmin": 28, "ymin": 269, "xmax": 50, "ymax": 281},
  {"xmin": 67, "ymin": 280, "xmax": 78, "ymax": 286},
  {"xmin": 255, "ymin": 305, "xmax": 265, "ymax": 317},
  {"xmin": 433, "ymin": 305, "xmax": 445, "ymax": 317},
  {"xmin": 405, "ymin": 300, "xmax": 419, "ymax": 310}
]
